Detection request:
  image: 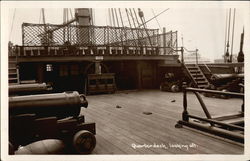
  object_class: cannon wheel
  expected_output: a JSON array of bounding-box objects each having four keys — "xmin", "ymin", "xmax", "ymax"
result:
[
  {"xmin": 170, "ymin": 84, "xmax": 180, "ymax": 92},
  {"xmin": 72, "ymin": 130, "xmax": 96, "ymax": 154}
]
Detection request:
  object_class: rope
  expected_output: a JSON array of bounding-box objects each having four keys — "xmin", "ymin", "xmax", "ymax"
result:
[
  {"xmin": 119, "ymin": 8, "xmax": 127, "ymax": 45},
  {"xmin": 138, "ymin": 8, "xmax": 152, "ymax": 47},
  {"xmin": 114, "ymin": 9, "xmax": 120, "ymax": 27},
  {"xmin": 129, "ymin": 9, "xmax": 141, "ymax": 46},
  {"xmin": 108, "ymin": 8, "xmax": 112, "ymax": 26},
  {"xmin": 230, "ymin": 8, "xmax": 236, "ymax": 62},
  {"xmin": 118, "ymin": 8, "xmax": 125, "ymax": 28},
  {"xmin": 138, "ymin": 8, "xmax": 169, "ymax": 28},
  {"xmin": 227, "ymin": 8, "xmax": 231, "ymax": 49},
  {"xmin": 114, "ymin": 8, "xmax": 124, "ymax": 46},
  {"xmin": 133, "ymin": 8, "xmax": 144, "ymax": 39},
  {"xmin": 9, "ymin": 8, "xmax": 16, "ymax": 41},
  {"xmin": 125, "ymin": 8, "xmax": 136, "ymax": 46},
  {"xmin": 224, "ymin": 9, "xmax": 228, "ymax": 56},
  {"xmin": 39, "ymin": 9, "xmax": 42, "ymax": 24},
  {"xmin": 151, "ymin": 9, "xmax": 162, "ymax": 33},
  {"xmin": 111, "ymin": 8, "xmax": 116, "ymax": 27}
]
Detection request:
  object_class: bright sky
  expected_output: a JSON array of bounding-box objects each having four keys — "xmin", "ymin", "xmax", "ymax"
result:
[{"xmin": 4, "ymin": 1, "xmax": 250, "ymax": 61}]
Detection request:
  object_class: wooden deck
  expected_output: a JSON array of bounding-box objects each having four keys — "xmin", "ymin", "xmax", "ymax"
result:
[{"xmin": 81, "ymin": 90, "xmax": 244, "ymax": 154}]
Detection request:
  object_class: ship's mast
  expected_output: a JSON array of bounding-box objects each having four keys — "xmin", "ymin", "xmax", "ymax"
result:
[{"xmin": 237, "ymin": 28, "xmax": 244, "ymax": 62}]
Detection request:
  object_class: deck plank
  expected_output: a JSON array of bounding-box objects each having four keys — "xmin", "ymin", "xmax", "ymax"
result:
[{"xmin": 82, "ymin": 90, "xmax": 244, "ymax": 154}]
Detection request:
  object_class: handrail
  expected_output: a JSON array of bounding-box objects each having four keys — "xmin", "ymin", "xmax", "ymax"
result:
[
  {"xmin": 13, "ymin": 45, "xmax": 178, "ymax": 57},
  {"xmin": 186, "ymin": 87, "xmax": 244, "ymax": 97}
]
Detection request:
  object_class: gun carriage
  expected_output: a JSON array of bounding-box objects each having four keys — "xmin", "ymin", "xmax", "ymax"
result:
[{"xmin": 9, "ymin": 91, "xmax": 96, "ymax": 154}]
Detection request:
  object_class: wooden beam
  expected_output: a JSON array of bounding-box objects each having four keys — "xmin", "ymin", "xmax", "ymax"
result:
[{"xmin": 16, "ymin": 55, "xmax": 179, "ymax": 63}]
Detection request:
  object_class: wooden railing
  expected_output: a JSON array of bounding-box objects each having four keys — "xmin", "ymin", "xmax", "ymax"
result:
[{"xmin": 10, "ymin": 45, "xmax": 177, "ymax": 57}]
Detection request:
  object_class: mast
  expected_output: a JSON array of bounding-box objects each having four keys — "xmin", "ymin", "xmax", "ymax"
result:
[{"xmin": 237, "ymin": 28, "xmax": 244, "ymax": 62}]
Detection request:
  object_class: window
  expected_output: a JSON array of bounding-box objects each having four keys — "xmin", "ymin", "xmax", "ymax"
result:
[
  {"xmin": 70, "ymin": 64, "xmax": 79, "ymax": 75},
  {"xmin": 59, "ymin": 64, "xmax": 68, "ymax": 76},
  {"xmin": 89, "ymin": 79, "xmax": 96, "ymax": 85},
  {"xmin": 46, "ymin": 64, "xmax": 53, "ymax": 72}
]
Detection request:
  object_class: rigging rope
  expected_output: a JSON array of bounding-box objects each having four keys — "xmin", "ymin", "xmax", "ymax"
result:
[
  {"xmin": 39, "ymin": 9, "xmax": 42, "ymax": 24},
  {"xmin": 138, "ymin": 8, "xmax": 169, "ymax": 28},
  {"xmin": 108, "ymin": 8, "xmax": 112, "ymax": 26},
  {"xmin": 114, "ymin": 9, "xmax": 120, "ymax": 27},
  {"xmin": 111, "ymin": 8, "xmax": 116, "ymax": 27},
  {"xmin": 151, "ymin": 9, "xmax": 162, "ymax": 33},
  {"xmin": 129, "ymin": 9, "xmax": 141, "ymax": 46},
  {"xmin": 224, "ymin": 9, "xmax": 228, "ymax": 56},
  {"xmin": 125, "ymin": 8, "xmax": 136, "ymax": 46},
  {"xmin": 119, "ymin": 8, "xmax": 127, "ymax": 45},
  {"xmin": 118, "ymin": 8, "xmax": 125, "ymax": 28},
  {"xmin": 133, "ymin": 8, "xmax": 144, "ymax": 39},
  {"xmin": 138, "ymin": 8, "xmax": 153, "ymax": 47},
  {"xmin": 114, "ymin": 8, "xmax": 124, "ymax": 46},
  {"xmin": 9, "ymin": 8, "xmax": 16, "ymax": 41},
  {"xmin": 230, "ymin": 8, "xmax": 236, "ymax": 62}
]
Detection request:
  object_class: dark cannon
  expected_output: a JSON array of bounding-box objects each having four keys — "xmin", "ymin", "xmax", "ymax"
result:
[
  {"xmin": 9, "ymin": 91, "xmax": 88, "ymax": 118},
  {"xmin": 205, "ymin": 73, "xmax": 244, "ymax": 97},
  {"xmin": 9, "ymin": 91, "xmax": 96, "ymax": 154},
  {"xmin": 9, "ymin": 83, "xmax": 52, "ymax": 95}
]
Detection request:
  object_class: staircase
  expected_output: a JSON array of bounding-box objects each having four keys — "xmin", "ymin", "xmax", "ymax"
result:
[
  {"xmin": 9, "ymin": 56, "xmax": 20, "ymax": 84},
  {"xmin": 184, "ymin": 64, "xmax": 210, "ymax": 88}
]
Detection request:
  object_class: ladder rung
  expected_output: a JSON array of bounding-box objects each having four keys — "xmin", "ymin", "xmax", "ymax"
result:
[
  {"xmin": 197, "ymin": 81, "xmax": 208, "ymax": 84},
  {"xmin": 9, "ymin": 72, "xmax": 17, "ymax": 75},
  {"xmin": 194, "ymin": 77, "xmax": 205, "ymax": 80},
  {"xmin": 9, "ymin": 78, "xmax": 18, "ymax": 81},
  {"xmin": 9, "ymin": 67, "xmax": 17, "ymax": 70}
]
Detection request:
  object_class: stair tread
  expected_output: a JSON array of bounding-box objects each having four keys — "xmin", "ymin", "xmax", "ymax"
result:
[
  {"xmin": 197, "ymin": 84, "xmax": 208, "ymax": 87},
  {"xmin": 9, "ymin": 67, "xmax": 17, "ymax": 69},
  {"xmin": 9, "ymin": 78, "xmax": 18, "ymax": 80},
  {"xmin": 194, "ymin": 78, "xmax": 205, "ymax": 80},
  {"xmin": 197, "ymin": 82, "xmax": 209, "ymax": 84},
  {"xmin": 9, "ymin": 72, "xmax": 17, "ymax": 75}
]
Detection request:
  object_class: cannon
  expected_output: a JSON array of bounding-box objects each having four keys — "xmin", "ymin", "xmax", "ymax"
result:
[
  {"xmin": 9, "ymin": 83, "xmax": 52, "ymax": 95},
  {"xmin": 9, "ymin": 91, "xmax": 88, "ymax": 118},
  {"xmin": 203, "ymin": 73, "xmax": 244, "ymax": 98},
  {"xmin": 210, "ymin": 73, "xmax": 244, "ymax": 81},
  {"xmin": 9, "ymin": 91, "xmax": 96, "ymax": 154}
]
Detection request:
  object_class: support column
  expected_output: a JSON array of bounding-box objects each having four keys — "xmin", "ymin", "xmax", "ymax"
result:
[
  {"xmin": 163, "ymin": 27, "xmax": 166, "ymax": 55},
  {"xmin": 95, "ymin": 61, "xmax": 101, "ymax": 74},
  {"xmin": 37, "ymin": 63, "xmax": 44, "ymax": 83}
]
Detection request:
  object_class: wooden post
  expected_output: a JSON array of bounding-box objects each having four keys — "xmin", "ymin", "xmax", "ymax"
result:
[
  {"xmin": 163, "ymin": 27, "xmax": 166, "ymax": 55},
  {"xmin": 181, "ymin": 47, "xmax": 184, "ymax": 63},
  {"xmin": 195, "ymin": 49, "xmax": 198, "ymax": 65},
  {"xmin": 182, "ymin": 82, "xmax": 189, "ymax": 121},
  {"xmin": 37, "ymin": 63, "xmax": 44, "ymax": 83},
  {"xmin": 95, "ymin": 61, "xmax": 101, "ymax": 74},
  {"xmin": 193, "ymin": 92, "xmax": 212, "ymax": 120}
]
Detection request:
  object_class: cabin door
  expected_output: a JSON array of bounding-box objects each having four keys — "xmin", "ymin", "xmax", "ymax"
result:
[{"xmin": 140, "ymin": 62, "xmax": 155, "ymax": 89}]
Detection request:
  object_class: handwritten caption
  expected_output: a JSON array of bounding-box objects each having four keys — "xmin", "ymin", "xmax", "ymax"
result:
[{"xmin": 131, "ymin": 143, "xmax": 198, "ymax": 150}]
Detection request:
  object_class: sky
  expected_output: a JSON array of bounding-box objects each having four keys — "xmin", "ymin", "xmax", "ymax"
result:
[{"xmin": 5, "ymin": 1, "xmax": 250, "ymax": 61}]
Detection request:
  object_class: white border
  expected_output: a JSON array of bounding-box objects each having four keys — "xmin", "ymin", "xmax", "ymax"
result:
[{"xmin": 1, "ymin": 1, "xmax": 250, "ymax": 161}]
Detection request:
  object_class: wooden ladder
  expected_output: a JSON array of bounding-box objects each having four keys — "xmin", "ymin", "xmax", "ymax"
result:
[
  {"xmin": 9, "ymin": 56, "xmax": 20, "ymax": 84},
  {"xmin": 184, "ymin": 64, "xmax": 210, "ymax": 88}
]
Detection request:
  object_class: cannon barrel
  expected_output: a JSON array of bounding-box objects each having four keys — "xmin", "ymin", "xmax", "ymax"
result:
[
  {"xmin": 211, "ymin": 73, "xmax": 244, "ymax": 81},
  {"xmin": 9, "ymin": 91, "xmax": 88, "ymax": 118},
  {"xmin": 9, "ymin": 83, "xmax": 52, "ymax": 95}
]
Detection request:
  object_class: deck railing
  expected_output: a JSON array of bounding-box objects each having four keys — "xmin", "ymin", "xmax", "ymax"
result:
[
  {"xmin": 10, "ymin": 45, "xmax": 176, "ymax": 57},
  {"xmin": 21, "ymin": 23, "xmax": 177, "ymax": 48},
  {"xmin": 8, "ymin": 23, "xmax": 178, "ymax": 57}
]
